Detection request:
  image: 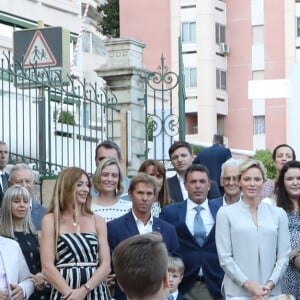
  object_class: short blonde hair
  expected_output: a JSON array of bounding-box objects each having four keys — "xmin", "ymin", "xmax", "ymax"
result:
[
  {"xmin": 168, "ymin": 256, "xmax": 185, "ymax": 275},
  {"xmin": 239, "ymin": 159, "xmax": 267, "ymax": 182}
]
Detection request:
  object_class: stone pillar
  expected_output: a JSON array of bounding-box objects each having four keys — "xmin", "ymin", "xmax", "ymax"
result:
[{"xmin": 96, "ymin": 38, "xmax": 148, "ymax": 177}]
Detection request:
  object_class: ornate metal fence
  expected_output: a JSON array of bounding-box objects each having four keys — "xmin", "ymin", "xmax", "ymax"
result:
[
  {"xmin": 0, "ymin": 51, "xmax": 119, "ymax": 176},
  {"xmin": 144, "ymin": 51, "xmax": 185, "ymax": 165}
]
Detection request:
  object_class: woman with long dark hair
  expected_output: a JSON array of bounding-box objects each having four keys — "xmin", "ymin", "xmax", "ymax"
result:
[{"xmin": 276, "ymin": 160, "xmax": 300, "ymax": 299}]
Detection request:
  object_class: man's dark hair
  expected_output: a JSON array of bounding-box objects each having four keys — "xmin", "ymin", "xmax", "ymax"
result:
[
  {"xmin": 168, "ymin": 141, "xmax": 192, "ymax": 158},
  {"xmin": 184, "ymin": 164, "xmax": 210, "ymax": 183},
  {"xmin": 94, "ymin": 140, "xmax": 122, "ymax": 161},
  {"xmin": 213, "ymin": 134, "xmax": 224, "ymax": 145}
]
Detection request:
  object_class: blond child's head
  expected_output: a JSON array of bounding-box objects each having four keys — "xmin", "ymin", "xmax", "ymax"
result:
[
  {"xmin": 168, "ymin": 256, "xmax": 185, "ymax": 294},
  {"xmin": 275, "ymin": 295, "xmax": 296, "ymax": 300}
]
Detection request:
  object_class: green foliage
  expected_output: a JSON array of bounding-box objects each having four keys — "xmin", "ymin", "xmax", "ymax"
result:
[
  {"xmin": 98, "ymin": 0, "xmax": 120, "ymax": 38},
  {"xmin": 147, "ymin": 115, "xmax": 154, "ymax": 141},
  {"xmin": 191, "ymin": 144, "xmax": 205, "ymax": 156},
  {"xmin": 253, "ymin": 149, "xmax": 276, "ymax": 179},
  {"xmin": 58, "ymin": 111, "xmax": 76, "ymax": 125}
]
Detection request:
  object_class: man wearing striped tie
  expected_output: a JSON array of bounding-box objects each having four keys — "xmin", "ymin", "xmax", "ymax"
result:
[{"xmin": 0, "ymin": 141, "xmax": 9, "ymax": 207}]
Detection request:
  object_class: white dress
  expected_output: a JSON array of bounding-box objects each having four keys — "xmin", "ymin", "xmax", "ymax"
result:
[{"xmin": 91, "ymin": 199, "xmax": 132, "ymax": 222}]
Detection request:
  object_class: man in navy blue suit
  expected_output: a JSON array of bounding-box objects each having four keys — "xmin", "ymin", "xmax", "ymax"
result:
[
  {"xmin": 167, "ymin": 141, "xmax": 221, "ymax": 203},
  {"xmin": 161, "ymin": 164, "xmax": 223, "ymax": 300},
  {"xmin": 107, "ymin": 173, "xmax": 179, "ymax": 300},
  {"xmin": 193, "ymin": 134, "xmax": 232, "ymax": 195},
  {"xmin": 0, "ymin": 141, "xmax": 9, "ymax": 206}
]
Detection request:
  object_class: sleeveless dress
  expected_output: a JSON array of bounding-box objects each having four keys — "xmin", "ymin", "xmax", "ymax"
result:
[
  {"xmin": 51, "ymin": 232, "xmax": 110, "ymax": 300},
  {"xmin": 14, "ymin": 232, "xmax": 50, "ymax": 300}
]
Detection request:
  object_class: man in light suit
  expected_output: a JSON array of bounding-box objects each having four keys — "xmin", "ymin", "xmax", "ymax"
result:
[
  {"xmin": 193, "ymin": 134, "xmax": 232, "ymax": 195},
  {"xmin": 0, "ymin": 235, "xmax": 34, "ymax": 299},
  {"xmin": 0, "ymin": 141, "xmax": 9, "ymax": 206},
  {"xmin": 160, "ymin": 164, "xmax": 223, "ymax": 300},
  {"xmin": 107, "ymin": 173, "xmax": 180, "ymax": 300},
  {"xmin": 9, "ymin": 164, "xmax": 46, "ymax": 230},
  {"xmin": 167, "ymin": 141, "xmax": 221, "ymax": 203}
]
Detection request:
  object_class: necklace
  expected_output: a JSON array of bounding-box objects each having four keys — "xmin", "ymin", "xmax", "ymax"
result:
[{"xmin": 73, "ymin": 221, "xmax": 80, "ymax": 233}]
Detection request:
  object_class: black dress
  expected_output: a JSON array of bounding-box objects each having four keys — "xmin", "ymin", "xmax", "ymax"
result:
[{"xmin": 14, "ymin": 231, "xmax": 50, "ymax": 300}]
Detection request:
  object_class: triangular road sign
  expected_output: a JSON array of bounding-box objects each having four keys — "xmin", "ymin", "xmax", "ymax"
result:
[{"xmin": 23, "ymin": 30, "xmax": 57, "ymax": 67}]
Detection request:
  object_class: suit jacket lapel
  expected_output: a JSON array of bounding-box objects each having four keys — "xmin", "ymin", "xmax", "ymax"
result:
[
  {"xmin": 124, "ymin": 212, "xmax": 140, "ymax": 236},
  {"xmin": 204, "ymin": 200, "xmax": 221, "ymax": 243},
  {"xmin": 170, "ymin": 176, "xmax": 184, "ymax": 202}
]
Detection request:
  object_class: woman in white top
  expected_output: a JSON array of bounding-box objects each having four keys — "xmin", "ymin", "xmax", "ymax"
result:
[
  {"xmin": 216, "ymin": 159, "xmax": 290, "ymax": 300},
  {"xmin": 91, "ymin": 158, "xmax": 131, "ymax": 222}
]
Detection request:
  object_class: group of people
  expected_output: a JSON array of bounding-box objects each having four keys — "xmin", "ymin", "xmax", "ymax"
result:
[{"xmin": 0, "ymin": 138, "xmax": 299, "ymax": 300}]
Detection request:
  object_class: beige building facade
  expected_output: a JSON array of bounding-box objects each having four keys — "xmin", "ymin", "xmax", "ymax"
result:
[{"xmin": 120, "ymin": 0, "xmax": 300, "ymax": 155}]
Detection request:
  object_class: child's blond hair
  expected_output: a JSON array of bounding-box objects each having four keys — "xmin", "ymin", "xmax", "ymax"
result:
[
  {"xmin": 168, "ymin": 256, "xmax": 185, "ymax": 275},
  {"xmin": 275, "ymin": 295, "xmax": 296, "ymax": 300}
]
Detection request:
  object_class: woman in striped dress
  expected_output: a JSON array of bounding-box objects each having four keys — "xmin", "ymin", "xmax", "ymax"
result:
[{"xmin": 40, "ymin": 167, "xmax": 111, "ymax": 300}]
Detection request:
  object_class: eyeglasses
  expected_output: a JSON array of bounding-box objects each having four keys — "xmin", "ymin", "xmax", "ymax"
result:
[{"xmin": 223, "ymin": 176, "xmax": 238, "ymax": 183}]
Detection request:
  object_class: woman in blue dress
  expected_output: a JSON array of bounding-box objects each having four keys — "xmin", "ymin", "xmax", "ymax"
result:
[{"xmin": 40, "ymin": 167, "xmax": 111, "ymax": 300}]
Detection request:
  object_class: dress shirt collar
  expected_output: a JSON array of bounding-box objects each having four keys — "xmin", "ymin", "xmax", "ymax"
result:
[
  {"xmin": 187, "ymin": 198, "xmax": 209, "ymax": 210},
  {"xmin": 168, "ymin": 290, "xmax": 179, "ymax": 300},
  {"xmin": 131, "ymin": 210, "xmax": 153, "ymax": 233}
]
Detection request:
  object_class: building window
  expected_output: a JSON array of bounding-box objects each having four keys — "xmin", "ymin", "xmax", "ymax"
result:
[
  {"xmin": 184, "ymin": 67, "xmax": 197, "ymax": 88},
  {"xmin": 182, "ymin": 22, "xmax": 196, "ymax": 43},
  {"xmin": 253, "ymin": 116, "xmax": 265, "ymax": 134},
  {"xmin": 296, "ymin": 17, "xmax": 300, "ymax": 37},
  {"xmin": 215, "ymin": 23, "xmax": 226, "ymax": 44},
  {"xmin": 216, "ymin": 69, "xmax": 226, "ymax": 90},
  {"xmin": 82, "ymin": 31, "xmax": 106, "ymax": 55}
]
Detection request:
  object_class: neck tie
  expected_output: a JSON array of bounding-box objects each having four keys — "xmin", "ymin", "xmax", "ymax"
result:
[
  {"xmin": 167, "ymin": 295, "xmax": 174, "ymax": 300},
  {"xmin": 1, "ymin": 174, "xmax": 8, "ymax": 194},
  {"xmin": 193, "ymin": 206, "xmax": 206, "ymax": 247}
]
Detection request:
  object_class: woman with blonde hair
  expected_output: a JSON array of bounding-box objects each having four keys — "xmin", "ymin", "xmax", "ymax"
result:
[
  {"xmin": 216, "ymin": 159, "xmax": 290, "ymax": 299},
  {"xmin": 92, "ymin": 158, "xmax": 131, "ymax": 222},
  {"xmin": 0, "ymin": 185, "xmax": 47, "ymax": 299},
  {"xmin": 40, "ymin": 167, "xmax": 111, "ymax": 300},
  {"xmin": 138, "ymin": 159, "xmax": 171, "ymax": 217}
]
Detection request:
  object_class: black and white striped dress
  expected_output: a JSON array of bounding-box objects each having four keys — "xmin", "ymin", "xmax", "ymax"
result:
[{"xmin": 51, "ymin": 233, "xmax": 110, "ymax": 300}]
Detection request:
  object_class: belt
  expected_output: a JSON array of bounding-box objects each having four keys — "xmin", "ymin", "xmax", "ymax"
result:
[
  {"xmin": 196, "ymin": 276, "xmax": 205, "ymax": 283},
  {"xmin": 56, "ymin": 262, "xmax": 98, "ymax": 268}
]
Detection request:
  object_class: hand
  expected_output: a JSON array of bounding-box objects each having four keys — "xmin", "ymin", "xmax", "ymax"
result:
[
  {"xmin": 64, "ymin": 287, "xmax": 87, "ymax": 300},
  {"xmin": 243, "ymin": 280, "xmax": 268, "ymax": 298},
  {"xmin": 0, "ymin": 289, "xmax": 8, "ymax": 300},
  {"xmin": 32, "ymin": 272, "xmax": 46, "ymax": 291},
  {"xmin": 10, "ymin": 284, "xmax": 24, "ymax": 300},
  {"xmin": 106, "ymin": 273, "xmax": 116, "ymax": 287}
]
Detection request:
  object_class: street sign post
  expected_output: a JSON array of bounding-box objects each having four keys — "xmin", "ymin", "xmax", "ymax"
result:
[{"xmin": 13, "ymin": 27, "xmax": 70, "ymax": 88}]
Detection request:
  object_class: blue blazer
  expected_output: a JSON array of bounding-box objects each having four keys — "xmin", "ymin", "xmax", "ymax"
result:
[
  {"xmin": 107, "ymin": 211, "xmax": 180, "ymax": 300},
  {"xmin": 193, "ymin": 144, "xmax": 232, "ymax": 185},
  {"xmin": 0, "ymin": 172, "xmax": 9, "ymax": 205},
  {"xmin": 167, "ymin": 175, "xmax": 221, "ymax": 203},
  {"xmin": 31, "ymin": 200, "xmax": 47, "ymax": 231},
  {"xmin": 160, "ymin": 200, "xmax": 224, "ymax": 299}
]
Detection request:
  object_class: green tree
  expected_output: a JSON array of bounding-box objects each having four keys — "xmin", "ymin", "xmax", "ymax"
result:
[
  {"xmin": 147, "ymin": 115, "xmax": 154, "ymax": 141},
  {"xmin": 253, "ymin": 149, "xmax": 276, "ymax": 179},
  {"xmin": 98, "ymin": 0, "xmax": 120, "ymax": 38}
]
